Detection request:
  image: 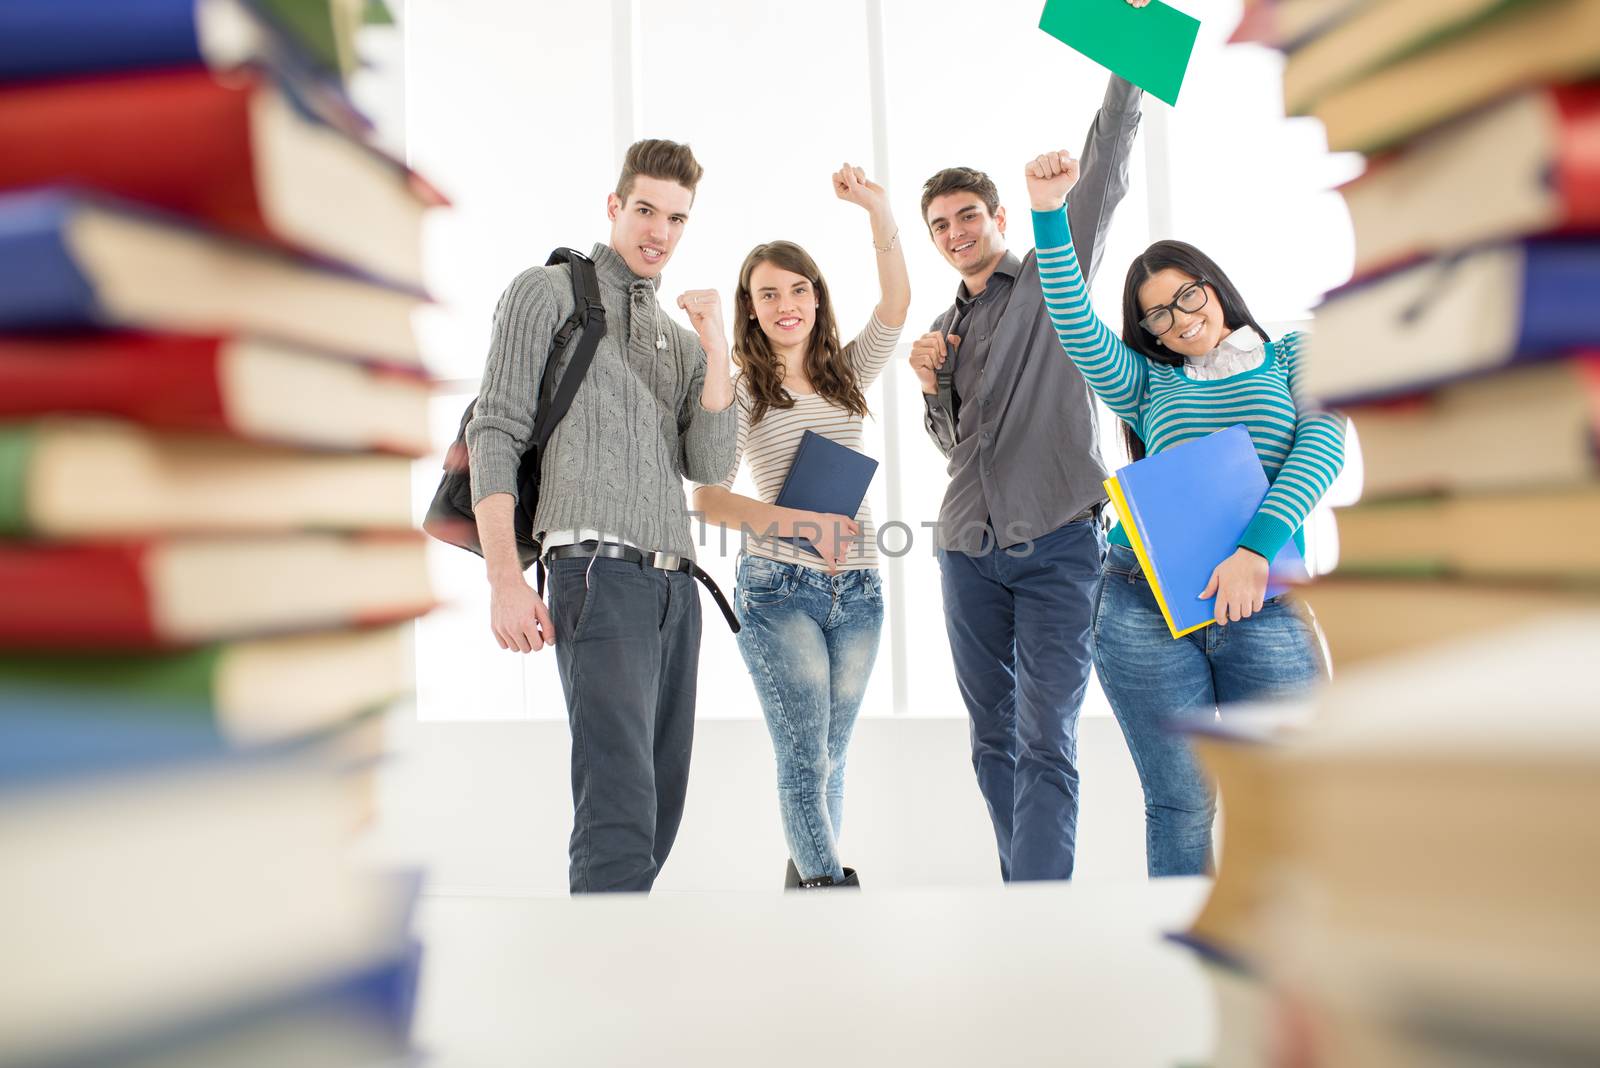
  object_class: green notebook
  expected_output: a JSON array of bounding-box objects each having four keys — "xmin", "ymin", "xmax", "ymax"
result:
[{"xmin": 1039, "ymin": 0, "xmax": 1200, "ymax": 106}]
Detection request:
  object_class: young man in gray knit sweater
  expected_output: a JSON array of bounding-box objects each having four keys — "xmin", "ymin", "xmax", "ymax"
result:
[{"xmin": 466, "ymin": 139, "xmax": 738, "ymax": 893}]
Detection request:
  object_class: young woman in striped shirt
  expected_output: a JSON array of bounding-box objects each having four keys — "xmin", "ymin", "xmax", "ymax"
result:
[
  {"xmin": 1024, "ymin": 148, "xmax": 1346, "ymax": 877},
  {"xmin": 692, "ymin": 164, "xmax": 909, "ymax": 889}
]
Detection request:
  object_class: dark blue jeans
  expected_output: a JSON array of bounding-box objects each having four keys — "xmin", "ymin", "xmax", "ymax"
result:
[
  {"xmin": 734, "ymin": 556, "xmax": 883, "ymax": 882},
  {"xmin": 937, "ymin": 518, "xmax": 1106, "ymax": 882},
  {"xmin": 548, "ymin": 556, "xmax": 701, "ymax": 894},
  {"xmin": 1093, "ymin": 543, "xmax": 1326, "ymax": 877}
]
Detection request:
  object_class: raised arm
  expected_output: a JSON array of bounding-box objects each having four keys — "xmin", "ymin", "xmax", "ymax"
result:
[
  {"xmin": 1238, "ymin": 331, "xmax": 1348, "ymax": 561},
  {"xmin": 1027, "ymin": 150, "xmax": 1149, "ymax": 425},
  {"xmin": 1066, "ymin": 74, "xmax": 1143, "ymax": 287},
  {"xmin": 831, "ymin": 163, "xmax": 908, "ymax": 391},
  {"xmin": 833, "ymin": 163, "xmax": 910, "ymax": 332}
]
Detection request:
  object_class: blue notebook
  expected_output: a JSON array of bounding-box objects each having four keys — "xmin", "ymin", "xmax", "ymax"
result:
[
  {"xmin": 1106, "ymin": 425, "xmax": 1307, "ymax": 638},
  {"xmin": 772, "ymin": 430, "xmax": 879, "ymax": 557}
]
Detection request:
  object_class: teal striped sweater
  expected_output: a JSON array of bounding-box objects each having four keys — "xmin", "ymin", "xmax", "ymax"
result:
[{"xmin": 1032, "ymin": 205, "xmax": 1345, "ymax": 561}]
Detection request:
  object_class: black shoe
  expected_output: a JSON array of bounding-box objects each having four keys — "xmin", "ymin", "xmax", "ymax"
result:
[
  {"xmin": 784, "ymin": 858, "xmax": 801, "ymax": 890},
  {"xmin": 794, "ymin": 865, "xmax": 861, "ymax": 890}
]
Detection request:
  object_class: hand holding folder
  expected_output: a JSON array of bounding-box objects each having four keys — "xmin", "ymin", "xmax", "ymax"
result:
[
  {"xmin": 1105, "ymin": 425, "xmax": 1307, "ymax": 639},
  {"xmin": 773, "ymin": 431, "xmax": 879, "ymax": 567}
]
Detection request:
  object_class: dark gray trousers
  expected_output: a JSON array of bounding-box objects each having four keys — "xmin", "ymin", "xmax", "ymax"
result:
[{"xmin": 548, "ymin": 556, "xmax": 701, "ymax": 893}]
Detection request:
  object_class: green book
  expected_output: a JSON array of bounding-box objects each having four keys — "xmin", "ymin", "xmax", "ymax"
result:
[
  {"xmin": 0, "ymin": 626, "xmax": 411, "ymax": 745},
  {"xmin": 1038, "ymin": 0, "xmax": 1200, "ymax": 106}
]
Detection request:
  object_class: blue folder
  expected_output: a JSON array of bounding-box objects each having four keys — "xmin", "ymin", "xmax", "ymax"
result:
[
  {"xmin": 772, "ymin": 430, "xmax": 878, "ymax": 557},
  {"xmin": 1109, "ymin": 424, "xmax": 1307, "ymax": 637}
]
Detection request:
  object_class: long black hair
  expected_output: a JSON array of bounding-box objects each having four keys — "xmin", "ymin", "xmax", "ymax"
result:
[{"xmin": 1117, "ymin": 240, "xmax": 1271, "ymax": 461}]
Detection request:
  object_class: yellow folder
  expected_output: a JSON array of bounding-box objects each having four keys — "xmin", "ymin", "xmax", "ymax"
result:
[{"xmin": 1104, "ymin": 475, "xmax": 1211, "ymax": 640}]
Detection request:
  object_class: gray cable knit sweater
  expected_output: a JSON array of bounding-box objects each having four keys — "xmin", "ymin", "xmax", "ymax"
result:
[{"xmin": 466, "ymin": 242, "xmax": 738, "ymax": 558}]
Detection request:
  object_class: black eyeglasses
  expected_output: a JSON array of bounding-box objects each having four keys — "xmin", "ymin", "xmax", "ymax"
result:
[{"xmin": 1139, "ymin": 280, "xmax": 1209, "ymax": 337}]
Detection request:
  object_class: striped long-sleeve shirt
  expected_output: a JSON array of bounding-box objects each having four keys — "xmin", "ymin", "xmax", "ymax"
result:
[{"xmin": 1032, "ymin": 205, "xmax": 1345, "ymax": 561}]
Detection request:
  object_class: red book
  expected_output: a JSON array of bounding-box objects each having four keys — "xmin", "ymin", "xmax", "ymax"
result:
[
  {"xmin": 1342, "ymin": 82, "xmax": 1600, "ymax": 276},
  {"xmin": 0, "ymin": 332, "xmax": 432, "ymax": 455},
  {"xmin": 0, "ymin": 67, "xmax": 444, "ymax": 288},
  {"xmin": 0, "ymin": 534, "xmax": 434, "ymax": 649}
]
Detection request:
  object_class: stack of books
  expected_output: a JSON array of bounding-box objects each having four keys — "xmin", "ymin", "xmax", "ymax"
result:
[
  {"xmin": 1178, "ymin": 619, "xmax": 1600, "ymax": 1068},
  {"xmin": 1167, "ymin": 4, "xmax": 1600, "ymax": 1065},
  {"xmin": 1258, "ymin": 0, "xmax": 1600, "ymax": 665},
  {"xmin": 0, "ymin": 2, "xmax": 441, "ymax": 1063}
]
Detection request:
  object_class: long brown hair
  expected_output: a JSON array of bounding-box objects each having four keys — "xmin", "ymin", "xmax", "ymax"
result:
[{"xmin": 733, "ymin": 240, "xmax": 869, "ymax": 425}]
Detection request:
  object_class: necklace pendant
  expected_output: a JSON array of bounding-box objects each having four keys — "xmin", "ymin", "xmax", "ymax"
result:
[{"xmin": 656, "ymin": 333, "xmax": 666, "ymax": 350}]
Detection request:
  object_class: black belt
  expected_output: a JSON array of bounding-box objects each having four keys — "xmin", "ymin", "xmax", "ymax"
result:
[
  {"xmin": 1072, "ymin": 501, "xmax": 1103, "ymax": 524},
  {"xmin": 540, "ymin": 541, "xmax": 740, "ymax": 634}
]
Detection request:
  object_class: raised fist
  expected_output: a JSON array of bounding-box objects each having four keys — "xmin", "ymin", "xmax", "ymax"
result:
[
  {"xmin": 1024, "ymin": 150, "xmax": 1080, "ymax": 212},
  {"xmin": 832, "ymin": 162, "xmax": 888, "ymax": 215},
  {"xmin": 676, "ymin": 289, "xmax": 728, "ymax": 357}
]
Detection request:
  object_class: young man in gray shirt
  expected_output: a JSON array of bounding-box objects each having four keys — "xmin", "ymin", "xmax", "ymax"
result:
[
  {"xmin": 908, "ymin": 75, "xmax": 1143, "ymax": 882},
  {"xmin": 467, "ymin": 139, "xmax": 738, "ymax": 893}
]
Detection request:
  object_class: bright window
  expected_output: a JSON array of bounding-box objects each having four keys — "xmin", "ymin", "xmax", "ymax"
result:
[{"xmin": 377, "ymin": 0, "xmax": 1358, "ymax": 722}]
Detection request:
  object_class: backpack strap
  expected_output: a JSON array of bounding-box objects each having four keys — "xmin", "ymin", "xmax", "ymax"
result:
[
  {"xmin": 532, "ymin": 248, "xmax": 607, "ymax": 453},
  {"xmin": 527, "ymin": 248, "xmax": 607, "ymax": 597}
]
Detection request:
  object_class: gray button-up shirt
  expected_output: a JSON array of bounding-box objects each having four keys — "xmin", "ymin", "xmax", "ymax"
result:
[
  {"xmin": 922, "ymin": 75, "xmax": 1143, "ymax": 554},
  {"xmin": 947, "ymin": 257, "xmax": 1018, "ymax": 434}
]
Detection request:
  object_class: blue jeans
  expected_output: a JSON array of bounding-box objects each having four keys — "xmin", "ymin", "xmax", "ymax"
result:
[
  {"xmin": 1093, "ymin": 543, "xmax": 1326, "ymax": 877},
  {"xmin": 735, "ymin": 555, "xmax": 883, "ymax": 882},
  {"xmin": 548, "ymin": 556, "xmax": 701, "ymax": 894},
  {"xmin": 937, "ymin": 517, "xmax": 1106, "ymax": 882}
]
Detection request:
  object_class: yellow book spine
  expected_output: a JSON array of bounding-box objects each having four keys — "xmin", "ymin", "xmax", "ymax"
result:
[{"xmin": 1104, "ymin": 476, "xmax": 1211, "ymax": 641}]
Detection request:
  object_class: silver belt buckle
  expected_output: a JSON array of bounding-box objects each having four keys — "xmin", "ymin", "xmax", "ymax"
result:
[{"xmin": 650, "ymin": 551, "xmax": 683, "ymax": 572}]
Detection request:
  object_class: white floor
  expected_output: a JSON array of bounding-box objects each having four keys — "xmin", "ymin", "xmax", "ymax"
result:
[
  {"xmin": 409, "ymin": 879, "xmax": 1214, "ymax": 1067},
  {"xmin": 365, "ymin": 711, "xmax": 1212, "ymax": 1065}
]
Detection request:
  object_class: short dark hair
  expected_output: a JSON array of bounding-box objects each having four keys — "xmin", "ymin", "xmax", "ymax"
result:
[
  {"xmin": 920, "ymin": 166, "xmax": 1000, "ymax": 224},
  {"xmin": 615, "ymin": 138, "xmax": 704, "ymax": 202}
]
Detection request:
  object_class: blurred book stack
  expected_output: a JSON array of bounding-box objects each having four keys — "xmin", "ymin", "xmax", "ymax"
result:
[
  {"xmin": 1179, "ymin": 619, "xmax": 1600, "ymax": 1068},
  {"xmin": 1267, "ymin": 0, "xmax": 1600, "ymax": 664},
  {"xmin": 1170, "ymin": 3, "xmax": 1600, "ymax": 1066},
  {"xmin": 0, "ymin": 1, "xmax": 442, "ymax": 1064}
]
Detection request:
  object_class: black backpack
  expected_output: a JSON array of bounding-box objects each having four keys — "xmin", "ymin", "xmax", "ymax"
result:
[{"xmin": 423, "ymin": 248, "xmax": 606, "ymax": 576}]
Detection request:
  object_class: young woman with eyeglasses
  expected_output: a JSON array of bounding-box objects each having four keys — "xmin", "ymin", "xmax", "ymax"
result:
[{"xmin": 1023, "ymin": 148, "xmax": 1347, "ymax": 878}]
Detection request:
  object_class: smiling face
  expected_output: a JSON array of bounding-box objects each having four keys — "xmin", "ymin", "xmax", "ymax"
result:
[
  {"xmin": 924, "ymin": 192, "xmax": 1007, "ymax": 280},
  {"xmin": 1137, "ymin": 268, "xmax": 1229, "ymax": 359},
  {"xmin": 746, "ymin": 260, "xmax": 818, "ymax": 358},
  {"xmin": 606, "ymin": 175, "xmax": 693, "ymax": 278}
]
